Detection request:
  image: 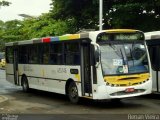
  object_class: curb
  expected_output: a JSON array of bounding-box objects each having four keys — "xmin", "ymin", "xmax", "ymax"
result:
[{"xmin": 0, "ymin": 96, "xmax": 9, "ymax": 107}]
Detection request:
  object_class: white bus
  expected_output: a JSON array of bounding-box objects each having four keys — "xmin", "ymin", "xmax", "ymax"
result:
[
  {"xmin": 5, "ymin": 29, "xmax": 152, "ymax": 103},
  {"xmin": 145, "ymin": 31, "xmax": 160, "ymax": 93}
]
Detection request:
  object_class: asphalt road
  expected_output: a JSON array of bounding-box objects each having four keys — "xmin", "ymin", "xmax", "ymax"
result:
[{"xmin": 0, "ymin": 69, "xmax": 160, "ymax": 120}]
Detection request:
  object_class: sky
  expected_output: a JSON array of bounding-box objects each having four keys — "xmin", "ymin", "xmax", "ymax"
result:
[{"xmin": 0, "ymin": 0, "xmax": 51, "ymax": 21}]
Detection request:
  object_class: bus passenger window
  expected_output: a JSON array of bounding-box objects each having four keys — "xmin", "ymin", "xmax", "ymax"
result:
[
  {"xmin": 6, "ymin": 47, "xmax": 14, "ymax": 63},
  {"xmin": 19, "ymin": 46, "xmax": 28, "ymax": 64},
  {"xmin": 65, "ymin": 42, "xmax": 80, "ymax": 65},
  {"xmin": 28, "ymin": 45, "xmax": 38, "ymax": 64},
  {"xmin": 49, "ymin": 43, "xmax": 63, "ymax": 65},
  {"xmin": 42, "ymin": 44, "xmax": 49, "ymax": 64}
]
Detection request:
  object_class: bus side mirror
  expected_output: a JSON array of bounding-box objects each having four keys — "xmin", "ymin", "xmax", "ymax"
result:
[
  {"xmin": 95, "ymin": 48, "xmax": 100, "ymax": 62},
  {"xmin": 94, "ymin": 44, "xmax": 100, "ymax": 67}
]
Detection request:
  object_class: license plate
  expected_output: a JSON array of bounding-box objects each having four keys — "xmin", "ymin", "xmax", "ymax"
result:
[{"xmin": 125, "ymin": 88, "xmax": 135, "ymax": 93}]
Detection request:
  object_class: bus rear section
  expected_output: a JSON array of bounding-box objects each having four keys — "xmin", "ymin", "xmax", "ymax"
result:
[{"xmin": 145, "ymin": 31, "xmax": 160, "ymax": 93}]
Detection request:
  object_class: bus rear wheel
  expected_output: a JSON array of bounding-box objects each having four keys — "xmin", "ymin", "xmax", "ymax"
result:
[
  {"xmin": 68, "ymin": 82, "xmax": 79, "ymax": 104},
  {"xmin": 22, "ymin": 76, "xmax": 29, "ymax": 92}
]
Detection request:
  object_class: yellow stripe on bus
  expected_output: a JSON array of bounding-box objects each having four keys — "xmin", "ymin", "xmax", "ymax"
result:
[
  {"xmin": 75, "ymin": 74, "xmax": 80, "ymax": 81},
  {"xmin": 105, "ymin": 29, "xmax": 138, "ymax": 33},
  {"xmin": 69, "ymin": 34, "xmax": 80, "ymax": 40}
]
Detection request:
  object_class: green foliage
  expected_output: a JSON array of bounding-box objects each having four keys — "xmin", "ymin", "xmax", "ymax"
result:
[
  {"xmin": 0, "ymin": 20, "xmax": 4, "ymax": 36},
  {"xmin": 0, "ymin": 0, "xmax": 10, "ymax": 7},
  {"xmin": 0, "ymin": 13, "xmax": 73, "ymax": 51},
  {"xmin": 2, "ymin": 20, "xmax": 22, "ymax": 42},
  {"xmin": 0, "ymin": 20, "xmax": 22, "ymax": 51},
  {"xmin": 50, "ymin": 0, "xmax": 160, "ymax": 32},
  {"xmin": 0, "ymin": 20, "xmax": 5, "ymax": 51},
  {"xmin": 50, "ymin": 0, "xmax": 99, "ymax": 31},
  {"xmin": 106, "ymin": 0, "xmax": 160, "ymax": 31},
  {"xmin": 20, "ymin": 13, "xmax": 71, "ymax": 39}
]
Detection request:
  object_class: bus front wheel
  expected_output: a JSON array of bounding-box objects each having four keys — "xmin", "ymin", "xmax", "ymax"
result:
[
  {"xmin": 22, "ymin": 76, "xmax": 29, "ymax": 92},
  {"xmin": 68, "ymin": 82, "xmax": 79, "ymax": 104}
]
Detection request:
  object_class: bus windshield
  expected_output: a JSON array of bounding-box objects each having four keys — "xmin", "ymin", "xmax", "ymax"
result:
[{"xmin": 100, "ymin": 42, "xmax": 149, "ymax": 76}]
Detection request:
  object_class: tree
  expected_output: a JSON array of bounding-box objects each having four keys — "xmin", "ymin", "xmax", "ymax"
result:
[
  {"xmin": 0, "ymin": 13, "xmax": 75, "ymax": 51},
  {"xmin": 50, "ymin": 0, "xmax": 99, "ymax": 32},
  {"xmin": 50, "ymin": 0, "xmax": 160, "ymax": 32},
  {"xmin": 3, "ymin": 20, "xmax": 22, "ymax": 42},
  {"xmin": 105, "ymin": 0, "xmax": 160, "ymax": 31},
  {"xmin": 0, "ymin": 0, "xmax": 11, "ymax": 51},
  {"xmin": 0, "ymin": 20, "xmax": 4, "ymax": 51},
  {"xmin": 0, "ymin": 20, "xmax": 22, "ymax": 51},
  {"xmin": 20, "ymin": 13, "xmax": 71, "ymax": 39},
  {"xmin": 0, "ymin": 0, "xmax": 10, "ymax": 7}
]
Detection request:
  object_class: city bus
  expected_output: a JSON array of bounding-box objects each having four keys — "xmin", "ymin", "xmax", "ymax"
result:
[
  {"xmin": 145, "ymin": 31, "xmax": 160, "ymax": 93},
  {"xmin": 5, "ymin": 29, "xmax": 152, "ymax": 103}
]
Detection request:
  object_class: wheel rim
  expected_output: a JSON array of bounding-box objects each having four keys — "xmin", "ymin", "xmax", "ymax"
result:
[
  {"xmin": 22, "ymin": 77, "xmax": 28, "ymax": 91},
  {"xmin": 70, "ymin": 87, "xmax": 78, "ymax": 98},
  {"xmin": 68, "ymin": 83, "xmax": 79, "ymax": 103},
  {"xmin": 23, "ymin": 81, "xmax": 27, "ymax": 91}
]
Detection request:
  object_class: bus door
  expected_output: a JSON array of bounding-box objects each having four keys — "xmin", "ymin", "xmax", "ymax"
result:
[
  {"xmin": 81, "ymin": 42, "xmax": 92, "ymax": 96},
  {"xmin": 13, "ymin": 48, "xmax": 19, "ymax": 85}
]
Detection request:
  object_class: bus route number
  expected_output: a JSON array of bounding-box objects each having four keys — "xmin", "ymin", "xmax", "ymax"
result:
[
  {"xmin": 57, "ymin": 68, "xmax": 67, "ymax": 73},
  {"xmin": 113, "ymin": 59, "xmax": 123, "ymax": 66}
]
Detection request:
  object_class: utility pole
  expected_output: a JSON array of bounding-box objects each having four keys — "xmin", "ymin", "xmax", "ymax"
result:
[{"xmin": 99, "ymin": 0, "xmax": 103, "ymax": 30}]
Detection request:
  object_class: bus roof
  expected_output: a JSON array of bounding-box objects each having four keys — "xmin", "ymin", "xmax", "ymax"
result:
[
  {"xmin": 5, "ymin": 32, "xmax": 89, "ymax": 46},
  {"xmin": 145, "ymin": 31, "xmax": 160, "ymax": 40},
  {"xmin": 5, "ymin": 29, "xmax": 141, "ymax": 46},
  {"xmin": 105, "ymin": 29, "xmax": 139, "ymax": 33}
]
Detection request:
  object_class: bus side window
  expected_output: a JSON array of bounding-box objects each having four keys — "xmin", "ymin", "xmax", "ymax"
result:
[
  {"xmin": 28, "ymin": 45, "xmax": 38, "ymax": 64},
  {"xmin": 19, "ymin": 46, "xmax": 28, "ymax": 64},
  {"xmin": 42, "ymin": 44, "xmax": 49, "ymax": 64},
  {"xmin": 64, "ymin": 42, "xmax": 80, "ymax": 65},
  {"xmin": 49, "ymin": 43, "xmax": 63, "ymax": 65},
  {"xmin": 6, "ymin": 47, "xmax": 13, "ymax": 63}
]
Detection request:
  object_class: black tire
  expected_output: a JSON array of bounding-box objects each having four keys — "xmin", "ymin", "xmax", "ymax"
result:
[
  {"xmin": 111, "ymin": 98, "xmax": 121, "ymax": 103},
  {"xmin": 68, "ymin": 82, "xmax": 79, "ymax": 104},
  {"xmin": 22, "ymin": 76, "xmax": 29, "ymax": 92}
]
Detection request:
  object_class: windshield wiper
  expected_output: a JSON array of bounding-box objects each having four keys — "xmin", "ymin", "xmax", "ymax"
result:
[
  {"xmin": 130, "ymin": 42, "xmax": 136, "ymax": 67},
  {"xmin": 108, "ymin": 42, "xmax": 116, "ymax": 50},
  {"xmin": 119, "ymin": 48, "xmax": 125, "ymax": 65},
  {"xmin": 130, "ymin": 48, "xmax": 135, "ymax": 67}
]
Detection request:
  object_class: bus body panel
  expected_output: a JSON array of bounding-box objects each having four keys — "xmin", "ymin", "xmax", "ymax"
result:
[
  {"xmin": 17, "ymin": 64, "xmax": 82, "ymax": 95},
  {"xmin": 6, "ymin": 64, "xmax": 14, "ymax": 84}
]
